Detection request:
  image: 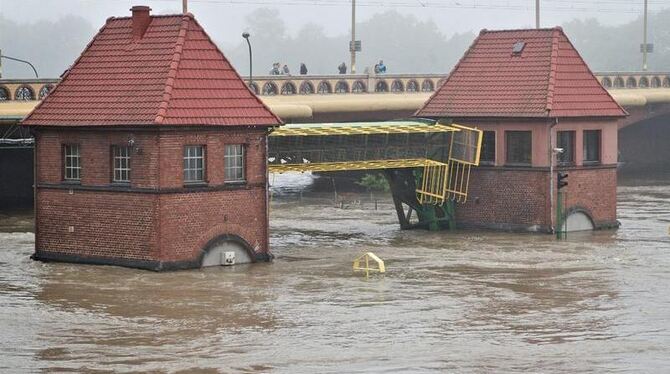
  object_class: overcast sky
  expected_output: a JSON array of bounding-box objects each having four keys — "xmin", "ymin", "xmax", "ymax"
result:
[{"xmin": 1, "ymin": 0, "xmax": 666, "ymax": 48}]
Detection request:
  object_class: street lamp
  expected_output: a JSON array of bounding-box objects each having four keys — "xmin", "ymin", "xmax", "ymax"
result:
[
  {"xmin": 0, "ymin": 52, "xmax": 39, "ymax": 78},
  {"xmin": 242, "ymin": 32, "xmax": 253, "ymax": 87}
]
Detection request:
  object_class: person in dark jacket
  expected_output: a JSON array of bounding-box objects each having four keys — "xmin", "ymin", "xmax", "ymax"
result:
[
  {"xmin": 338, "ymin": 62, "xmax": 347, "ymax": 74},
  {"xmin": 300, "ymin": 63, "xmax": 308, "ymax": 75}
]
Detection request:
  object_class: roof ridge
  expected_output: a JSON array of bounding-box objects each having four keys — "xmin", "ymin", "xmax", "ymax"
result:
[
  {"xmin": 154, "ymin": 15, "xmax": 190, "ymax": 125},
  {"xmin": 480, "ymin": 26, "xmax": 561, "ymax": 34},
  {"xmin": 186, "ymin": 17, "xmax": 283, "ymax": 125},
  {"xmin": 414, "ymin": 31, "xmax": 484, "ymax": 117},
  {"xmin": 545, "ymin": 28, "xmax": 560, "ymax": 113},
  {"xmin": 110, "ymin": 13, "xmax": 188, "ymax": 20}
]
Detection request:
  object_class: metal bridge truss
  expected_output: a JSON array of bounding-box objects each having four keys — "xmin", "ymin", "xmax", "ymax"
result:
[{"xmin": 268, "ymin": 121, "xmax": 482, "ymax": 212}]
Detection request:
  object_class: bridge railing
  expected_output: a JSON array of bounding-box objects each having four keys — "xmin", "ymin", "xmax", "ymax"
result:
[{"xmin": 2, "ymin": 72, "xmax": 670, "ymax": 103}]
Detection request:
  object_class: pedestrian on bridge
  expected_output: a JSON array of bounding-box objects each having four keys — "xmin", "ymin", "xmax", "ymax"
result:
[
  {"xmin": 338, "ymin": 62, "xmax": 347, "ymax": 74},
  {"xmin": 300, "ymin": 63, "xmax": 308, "ymax": 75}
]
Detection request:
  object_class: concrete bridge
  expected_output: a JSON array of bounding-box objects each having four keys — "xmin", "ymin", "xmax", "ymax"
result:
[
  {"xmin": 2, "ymin": 72, "xmax": 670, "ymax": 124},
  {"xmin": 1, "ymin": 72, "xmax": 669, "ymax": 210}
]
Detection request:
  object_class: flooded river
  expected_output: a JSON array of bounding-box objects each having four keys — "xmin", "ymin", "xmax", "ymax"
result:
[{"xmin": 1, "ymin": 174, "xmax": 669, "ymax": 373}]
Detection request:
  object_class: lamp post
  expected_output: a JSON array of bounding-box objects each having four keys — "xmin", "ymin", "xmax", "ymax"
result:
[
  {"xmin": 242, "ymin": 32, "xmax": 253, "ymax": 87},
  {"xmin": 643, "ymin": 0, "xmax": 648, "ymax": 71},
  {"xmin": 0, "ymin": 52, "xmax": 39, "ymax": 78}
]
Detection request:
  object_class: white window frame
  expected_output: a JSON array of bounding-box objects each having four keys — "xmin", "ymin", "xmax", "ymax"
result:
[
  {"xmin": 224, "ymin": 144, "xmax": 245, "ymax": 183},
  {"xmin": 183, "ymin": 145, "xmax": 205, "ymax": 184},
  {"xmin": 112, "ymin": 146, "xmax": 131, "ymax": 183},
  {"xmin": 63, "ymin": 144, "xmax": 81, "ymax": 181}
]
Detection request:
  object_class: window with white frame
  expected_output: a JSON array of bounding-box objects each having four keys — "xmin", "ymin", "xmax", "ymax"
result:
[
  {"xmin": 63, "ymin": 145, "xmax": 81, "ymax": 181},
  {"xmin": 224, "ymin": 144, "xmax": 245, "ymax": 183},
  {"xmin": 112, "ymin": 146, "xmax": 131, "ymax": 183},
  {"xmin": 183, "ymin": 145, "xmax": 205, "ymax": 183}
]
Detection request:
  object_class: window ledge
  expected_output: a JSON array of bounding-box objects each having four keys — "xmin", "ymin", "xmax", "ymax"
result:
[
  {"xmin": 582, "ymin": 161, "xmax": 602, "ymax": 166},
  {"xmin": 184, "ymin": 182, "xmax": 208, "ymax": 188},
  {"xmin": 224, "ymin": 180, "xmax": 247, "ymax": 185},
  {"xmin": 503, "ymin": 163, "xmax": 533, "ymax": 168},
  {"xmin": 62, "ymin": 180, "xmax": 81, "ymax": 185},
  {"xmin": 110, "ymin": 182, "xmax": 131, "ymax": 187}
]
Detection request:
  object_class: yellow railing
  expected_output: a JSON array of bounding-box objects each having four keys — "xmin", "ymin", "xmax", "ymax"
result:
[{"xmin": 268, "ymin": 121, "xmax": 482, "ymax": 206}]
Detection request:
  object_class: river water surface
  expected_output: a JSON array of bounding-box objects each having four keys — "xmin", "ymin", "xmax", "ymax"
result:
[{"xmin": 1, "ymin": 174, "xmax": 669, "ymax": 373}]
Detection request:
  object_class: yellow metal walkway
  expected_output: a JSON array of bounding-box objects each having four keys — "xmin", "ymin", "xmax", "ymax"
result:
[{"xmin": 268, "ymin": 120, "xmax": 482, "ymax": 205}]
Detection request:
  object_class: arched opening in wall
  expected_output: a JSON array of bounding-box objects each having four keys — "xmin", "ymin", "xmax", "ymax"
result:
[
  {"xmin": 626, "ymin": 77, "xmax": 637, "ymax": 88},
  {"xmin": 352, "ymin": 80, "xmax": 366, "ymax": 93},
  {"xmin": 561, "ymin": 211, "xmax": 595, "ymax": 232},
  {"xmin": 317, "ymin": 81, "xmax": 332, "ymax": 94},
  {"xmin": 248, "ymin": 82, "xmax": 259, "ymax": 94},
  {"xmin": 639, "ymin": 77, "xmax": 649, "ymax": 88},
  {"xmin": 262, "ymin": 82, "xmax": 278, "ymax": 96},
  {"xmin": 201, "ymin": 235, "xmax": 254, "ymax": 267},
  {"xmin": 15, "ymin": 85, "xmax": 34, "ymax": 100},
  {"xmin": 281, "ymin": 82, "xmax": 297, "ymax": 95},
  {"xmin": 651, "ymin": 76, "xmax": 661, "ymax": 88},
  {"xmin": 421, "ymin": 80, "xmax": 434, "ymax": 92},
  {"xmin": 601, "ymin": 77, "xmax": 612, "ymax": 88},
  {"xmin": 0, "ymin": 86, "xmax": 9, "ymax": 101},
  {"xmin": 335, "ymin": 80, "xmax": 349, "ymax": 94},
  {"xmin": 375, "ymin": 80, "xmax": 388, "ymax": 92},
  {"xmin": 406, "ymin": 80, "xmax": 419, "ymax": 92},
  {"xmin": 663, "ymin": 77, "xmax": 670, "ymax": 88},
  {"xmin": 38, "ymin": 84, "xmax": 54, "ymax": 99},
  {"xmin": 299, "ymin": 81, "xmax": 314, "ymax": 94},
  {"xmin": 613, "ymin": 77, "xmax": 625, "ymax": 88},
  {"xmin": 391, "ymin": 80, "xmax": 404, "ymax": 93}
]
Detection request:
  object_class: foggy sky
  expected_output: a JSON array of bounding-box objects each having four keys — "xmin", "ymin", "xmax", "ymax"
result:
[{"xmin": 1, "ymin": 0, "xmax": 662, "ymax": 47}]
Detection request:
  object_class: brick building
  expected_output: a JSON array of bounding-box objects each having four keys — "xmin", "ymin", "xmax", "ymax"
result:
[
  {"xmin": 22, "ymin": 6, "xmax": 282, "ymax": 270},
  {"xmin": 416, "ymin": 28, "xmax": 627, "ymax": 232}
]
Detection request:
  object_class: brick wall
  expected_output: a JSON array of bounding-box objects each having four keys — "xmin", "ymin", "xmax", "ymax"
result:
[
  {"xmin": 456, "ymin": 167, "xmax": 550, "ymax": 231},
  {"xmin": 33, "ymin": 126, "xmax": 270, "ymax": 270},
  {"xmin": 456, "ymin": 166, "xmax": 617, "ymax": 231},
  {"xmin": 35, "ymin": 189, "xmax": 160, "ymax": 261}
]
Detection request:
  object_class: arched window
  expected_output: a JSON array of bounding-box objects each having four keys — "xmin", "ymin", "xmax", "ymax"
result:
[
  {"xmin": 317, "ymin": 81, "xmax": 332, "ymax": 94},
  {"xmin": 15, "ymin": 85, "xmax": 34, "ymax": 100},
  {"xmin": 38, "ymin": 84, "xmax": 54, "ymax": 99},
  {"xmin": 639, "ymin": 77, "xmax": 649, "ymax": 88},
  {"xmin": 613, "ymin": 77, "xmax": 625, "ymax": 88},
  {"xmin": 406, "ymin": 80, "xmax": 419, "ymax": 92},
  {"xmin": 626, "ymin": 77, "xmax": 637, "ymax": 88},
  {"xmin": 663, "ymin": 77, "xmax": 670, "ymax": 88},
  {"xmin": 281, "ymin": 82, "xmax": 297, "ymax": 95},
  {"xmin": 335, "ymin": 80, "xmax": 349, "ymax": 94},
  {"xmin": 601, "ymin": 77, "xmax": 612, "ymax": 89},
  {"xmin": 391, "ymin": 80, "xmax": 404, "ymax": 93},
  {"xmin": 0, "ymin": 86, "xmax": 9, "ymax": 101},
  {"xmin": 375, "ymin": 80, "xmax": 388, "ymax": 92},
  {"xmin": 299, "ymin": 81, "xmax": 314, "ymax": 94},
  {"xmin": 262, "ymin": 82, "xmax": 278, "ymax": 96},
  {"xmin": 651, "ymin": 76, "xmax": 661, "ymax": 88},
  {"xmin": 352, "ymin": 80, "xmax": 366, "ymax": 93},
  {"xmin": 248, "ymin": 82, "xmax": 259, "ymax": 94},
  {"xmin": 421, "ymin": 80, "xmax": 434, "ymax": 92}
]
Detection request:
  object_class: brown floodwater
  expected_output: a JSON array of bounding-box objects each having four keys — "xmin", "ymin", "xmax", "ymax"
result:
[{"xmin": 1, "ymin": 174, "xmax": 669, "ymax": 373}]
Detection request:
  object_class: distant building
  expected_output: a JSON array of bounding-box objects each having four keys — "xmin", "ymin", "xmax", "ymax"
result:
[
  {"xmin": 22, "ymin": 6, "xmax": 282, "ymax": 270},
  {"xmin": 416, "ymin": 27, "xmax": 627, "ymax": 232}
]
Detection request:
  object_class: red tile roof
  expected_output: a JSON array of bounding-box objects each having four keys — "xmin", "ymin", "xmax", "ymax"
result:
[
  {"xmin": 416, "ymin": 27, "xmax": 626, "ymax": 119},
  {"xmin": 22, "ymin": 13, "xmax": 282, "ymax": 127}
]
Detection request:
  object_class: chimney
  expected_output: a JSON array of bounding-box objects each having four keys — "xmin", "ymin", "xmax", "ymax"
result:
[{"xmin": 130, "ymin": 6, "xmax": 152, "ymax": 40}]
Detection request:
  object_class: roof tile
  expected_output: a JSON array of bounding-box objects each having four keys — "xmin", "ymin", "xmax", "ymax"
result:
[
  {"xmin": 415, "ymin": 28, "xmax": 626, "ymax": 118},
  {"xmin": 22, "ymin": 13, "xmax": 281, "ymax": 127}
]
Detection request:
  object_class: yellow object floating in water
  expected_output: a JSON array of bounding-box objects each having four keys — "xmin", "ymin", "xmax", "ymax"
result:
[{"xmin": 353, "ymin": 252, "xmax": 386, "ymax": 274}]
